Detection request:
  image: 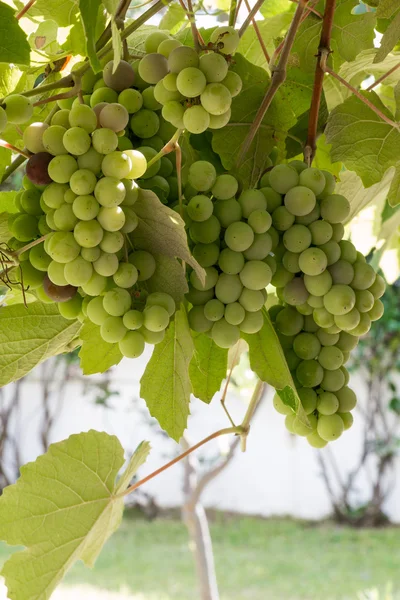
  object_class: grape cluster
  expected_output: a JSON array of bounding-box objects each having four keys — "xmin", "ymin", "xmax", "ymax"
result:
[
  {"xmin": 183, "ymin": 160, "xmax": 274, "ymax": 349},
  {"xmin": 137, "ymin": 27, "xmax": 242, "ymax": 135},
  {"xmin": 6, "ymin": 60, "xmax": 177, "ymax": 359},
  {"xmin": 264, "ymin": 162, "xmax": 385, "ymax": 447}
]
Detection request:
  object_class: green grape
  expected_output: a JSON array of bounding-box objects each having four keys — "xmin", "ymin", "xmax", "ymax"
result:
[
  {"xmin": 162, "ymin": 101, "xmax": 185, "ymax": 128},
  {"xmin": 331, "ymin": 223, "xmax": 345, "ymax": 242},
  {"xmin": 324, "ymin": 324, "xmax": 341, "ymax": 334},
  {"xmin": 154, "ymin": 80, "xmax": 183, "ymax": 104},
  {"xmin": 215, "ymin": 273, "xmax": 242, "ymax": 303},
  {"xmin": 239, "ymin": 288, "xmax": 265, "ymax": 312},
  {"xmin": 98, "ymin": 103, "xmax": 129, "ymax": 133},
  {"xmin": 356, "ymin": 252, "xmax": 366, "ymax": 263},
  {"xmin": 122, "ymin": 179, "xmax": 140, "ymax": 206},
  {"xmin": 191, "ymin": 243, "xmax": 218, "ymax": 268},
  {"xmin": 224, "ymin": 302, "xmax": 245, "ymax": 325},
  {"xmin": 210, "ymin": 175, "xmax": 237, "ymax": 200},
  {"xmin": 351, "ymin": 261, "xmax": 376, "ymax": 290},
  {"xmin": 100, "ymin": 316, "xmax": 127, "ymax": 343},
  {"xmin": 190, "ymin": 215, "xmax": 221, "ymax": 244},
  {"xmin": 336, "ymin": 386, "xmax": 357, "ymax": 411},
  {"xmin": 303, "ymin": 314, "xmax": 319, "ymax": 333},
  {"xmin": 298, "ymin": 168, "xmax": 326, "ymax": 195},
  {"xmin": 28, "ymin": 244, "xmax": 50, "ymax": 272},
  {"xmin": 87, "ymin": 296, "xmax": 108, "ymax": 325},
  {"xmin": 309, "ymin": 220, "xmax": 333, "ymax": 246},
  {"xmin": 369, "ymin": 298, "xmax": 384, "ymax": 321},
  {"xmin": 74, "ymin": 219, "xmax": 103, "ymax": 248},
  {"xmin": 98, "ymin": 232, "xmax": 123, "ymax": 255},
  {"xmin": 188, "ymin": 305, "xmax": 213, "ymax": 332},
  {"xmin": 338, "ymin": 412, "xmax": 353, "ymax": 430},
  {"xmin": 187, "ymin": 286, "xmax": 215, "ymax": 305},
  {"xmin": 318, "ymin": 345, "xmax": 344, "ymax": 370},
  {"xmin": 47, "ymin": 232, "xmax": 80, "ymax": 263},
  {"xmin": 239, "ymin": 260, "xmax": 271, "ymax": 290},
  {"xmin": 119, "ymin": 331, "xmax": 146, "ymax": 358},
  {"xmin": 42, "ymin": 183, "xmax": 68, "ymax": 209},
  {"xmin": 238, "ymin": 189, "xmax": 267, "ymax": 218},
  {"xmin": 101, "ymin": 151, "xmax": 132, "ymax": 179},
  {"xmin": 11, "ymin": 213, "xmax": 39, "ymax": 242},
  {"xmin": 0, "ymin": 106, "xmax": 7, "ymax": 132},
  {"xmin": 53, "ymin": 204, "xmax": 79, "ymax": 231},
  {"xmin": 334, "ymin": 308, "xmax": 360, "ymax": 331},
  {"xmin": 123, "ymin": 310, "xmax": 144, "ymax": 330},
  {"xmin": 140, "ymin": 327, "xmax": 165, "ymax": 345},
  {"xmin": 295, "ymin": 204, "xmax": 320, "ymax": 226},
  {"xmin": 293, "ymin": 414, "xmax": 317, "ymax": 437},
  {"xmin": 190, "ymin": 266, "xmax": 219, "ymax": 291},
  {"xmin": 313, "ymin": 307, "xmax": 334, "ymax": 328},
  {"xmin": 348, "ymin": 312, "xmax": 371, "ymax": 336},
  {"xmin": 97, "ymin": 206, "xmax": 126, "ymax": 232},
  {"xmin": 95, "ymin": 177, "xmax": 126, "ymax": 207},
  {"xmin": 211, "ymin": 318, "xmax": 240, "ymax": 348},
  {"xmin": 293, "ymin": 332, "xmax": 321, "ymax": 360},
  {"xmin": 4, "ymin": 94, "xmax": 33, "ymax": 124},
  {"xmin": 48, "ymin": 155, "xmax": 78, "ymax": 184},
  {"xmin": 124, "ymin": 150, "xmax": 147, "ymax": 179},
  {"xmin": 318, "ymin": 240, "xmax": 341, "ymax": 266},
  {"xmin": 317, "ymin": 391, "xmax": 339, "ymax": 416},
  {"xmin": 283, "ymin": 224, "xmax": 312, "ymax": 253},
  {"xmin": 63, "ymin": 256, "xmax": 93, "ymax": 287},
  {"xmin": 130, "ymin": 109, "xmax": 160, "ymax": 138},
  {"xmin": 47, "ymin": 261, "xmax": 67, "ymax": 286},
  {"xmin": 188, "ymin": 161, "xmax": 217, "ymax": 192},
  {"xmin": 243, "ymin": 233, "xmax": 272, "ymax": 260},
  {"xmin": 209, "ymin": 110, "xmax": 232, "ymax": 132},
  {"xmin": 187, "ymin": 195, "xmax": 214, "ymax": 222},
  {"xmin": 141, "ymin": 86, "xmax": 163, "ymax": 110},
  {"xmin": 319, "ymin": 170, "xmax": 336, "ymax": 198},
  {"xmin": 92, "ymin": 128, "xmax": 119, "ymax": 154},
  {"xmin": 169, "ymin": 46, "xmax": 199, "ymax": 72},
  {"xmin": 210, "ymin": 25, "xmax": 240, "ymax": 54},
  {"xmin": 77, "ymin": 148, "xmax": 102, "ymax": 175},
  {"xmin": 68, "ymin": 104, "xmax": 97, "ymax": 134},
  {"xmin": 81, "ymin": 246, "xmax": 101, "ymax": 262},
  {"xmin": 323, "ymin": 284, "xmax": 356, "ymax": 316},
  {"xmin": 204, "ymin": 298, "xmax": 225, "ymax": 321},
  {"xmin": 50, "ymin": 109, "xmax": 69, "ymax": 129},
  {"xmin": 23, "ymin": 122, "xmax": 48, "ymax": 153},
  {"xmin": 317, "ymin": 329, "xmax": 339, "ymax": 347},
  {"xmin": 271, "ymin": 265, "xmax": 294, "ymax": 288},
  {"xmin": 58, "ymin": 295, "xmax": 83, "ymax": 320},
  {"xmin": 276, "ymin": 307, "xmax": 304, "ymax": 336},
  {"xmin": 269, "ymin": 165, "xmax": 299, "ymax": 195},
  {"xmin": 299, "ymin": 248, "xmax": 327, "ymax": 276},
  {"xmin": 69, "ymin": 169, "xmax": 97, "ymax": 196},
  {"xmin": 317, "ymin": 414, "xmax": 344, "ymax": 441},
  {"xmin": 239, "ymin": 310, "xmax": 263, "ymax": 334},
  {"xmin": 298, "ymin": 388, "xmax": 317, "ymax": 415},
  {"xmin": 260, "ymin": 187, "xmax": 282, "ymax": 212},
  {"xmin": 199, "ymin": 52, "xmax": 229, "ymax": 82},
  {"xmin": 158, "ymin": 156, "xmax": 173, "ymax": 178},
  {"xmin": 225, "ymin": 221, "xmax": 254, "ymax": 252},
  {"xmin": 272, "ymin": 206, "xmax": 295, "ymax": 231},
  {"xmin": 282, "ymin": 251, "xmax": 300, "ymax": 274},
  {"xmin": 113, "ymin": 263, "xmax": 138, "ymax": 288},
  {"xmin": 176, "ymin": 67, "xmax": 207, "ymax": 97},
  {"xmin": 145, "ymin": 31, "xmax": 170, "ymax": 53},
  {"xmin": 72, "ymin": 195, "xmax": 100, "ymax": 221},
  {"xmin": 284, "ymin": 414, "xmax": 296, "ymax": 434},
  {"xmin": 146, "ymin": 292, "xmax": 176, "ymax": 316},
  {"xmin": 20, "ymin": 189, "xmax": 42, "ymax": 216},
  {"xmin": 328, "ymin": 259, "xmax": 354, "ymax": 285},
  {"xmin": 118, "ymin": 89, "xmax": 143, "ymax": 114},
  {"xmin": 247, "ymin": 210, "xmax": 272, "ymax": 234},
  {"xmin": 183, "ymin": 105, "xmax": 210, "ymax": 134},
  {"xmin": 38, "ymin": 215, "xmax": 52, "ymax": 236},
  {"xmin": 297, "ymin": 302, "xmax": 313, "ymax": 316},
  {"xmin": 14, "ymin": 260, "xmax": 43, "ymax": 289},
  {"xmin": 213, "ymin": 198, "xmax": 242, "ymax": 227},
  {"xmin": 320, "ymin": 194, "xmax": 350, "ymax": 224},
  {"xmin": 57, "ymin": 97, "xmax": 74, "ymax": 110},
  {"xmin": 129, "ymin": 250, "xmax": 156, "ymax": 280},
  {"xmin": 138, "ymin": 53, "xmax": 169, "ymax": 84},
  {"xmin": 136, "ymin": 146, "xmax": 161, "ymax": 179},
  {"xmin": 103, "ymin": 287, "xmax": 132, "ymax": 316},
  {"xmin": 284, "ymin": 186, "xmax": 316, "ymax": 217},
  {"xmin": 307, "ymin": 294, "xmax": 324, "ymax": 308},
  {"xmin": 283, "ymin": 277, "xmax": 309, "ymax": 306},
  {"xmin": 296, "ymin": 360, "xmax": 324, "ymax": 388},
  {"xmin": 42, "ymin": 125, "xmax": 67, "ymax": 156},
  {"xmin": 368, "ymin": 273, "xmax": 385, "ymax": 298},
  {"xmin": 273, "ymin": 392, "xmax": 293, "ymax": 416},
  {"xmin": 163, "ymin": 73, "xmax": 179, "ymax": 92},
  {"xmin": 200, "ymin": 83, "xmax": 231, "ymax": 115},
  {"xmin": 320, "ymin": 368, "xmax": 345, "ymax": 392},
  {"xmin": 338, "ymin": 240, "xmax": 356, "ymax": 264},
  {"xmin": 92, "ymin": 252, "xmax": 118, "ymax": 277},
  {"xmin": 158, "ymin": 38, "xmax": 182, "ymax": 57},
  {"xmin": 307, "ymin": 430, "xmax": 328, "ymax": 448},
  {"xmin": 62, "ymin": 127, "xmax": 91, "ymax": 156},
  {"xmin": 218, "ymin": 248, "xmax": 244, "ymax": 274}
]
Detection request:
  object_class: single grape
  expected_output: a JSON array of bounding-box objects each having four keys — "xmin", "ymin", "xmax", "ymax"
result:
[
  {"xmin": 273, "ymin": 392, "xmax": 293, "ymax": 416},
  {"xmin": 351, "ymin": 261, "xmax": 376, "ymax": 290},
  {"xmin": 283, "ymin": 277, "xmax": 309, "ymax": 306},
  {"xmin": 47, "ymin": 261, "xmax": 68, "ymax": 286},
  {"xmin": 320, "ymin": 194, "xmax": 350, "ymax": 224},
  {"xmin": 129, "ymin": 250, "xmax": 156, "ymax": 280},
  {"xmin": 93, "ymin": 252, "xmax": 119, "ymax": 277},
  {"xmin": 154, "ymin": 80, "xmax": 183, "ymax": 104},
  {"xmin": 53, "ymin": 204, "xmax": 79, "ymax": 231},
  {"xmin": 209, "ymin": 109, "xmax": 231, "ymax": 129},
  {"xmin": 97, "ymin": 206, "xmax": 126, "ymax": 232},
  {"xmin": 211, "ymin": 318, "xmax": 240, "ymax": 348},
  {"xmin": 189, "ymin": 161, "xmax": 217, "ymax": 192},
  {"xmin": 334, "ymin": 308, "xmax": 360, "ymax": 331},
  {"xmin": 190, "ymin": 266, "xmax": 219, "ymax": 291},
  {"xmin": 215, "ymin": 273, "xmax": 243, "ymax": 303},
  {"xmin": 119, "ymin": 331, "xmax": 146, "ymax": 358},
  {"xmin": 336, "ymin": 386, "xmax": 357, "ymax": 411},
  {"xmin": 187, "ymin": 195, "xmax": 214, "ymax": 222},
  {"xmin": 139, "ymin": 53, "xmax": 169, "ymax": 84},
  {"xmin": 323, "ymin": 284, "xmax": 356, "ymax": 316},
  {"xmin": 338, "ymin": 412, "xmax": 353, "ymax": 430},
  {"xmin": 168, "ymin": 46, "xmax": 199, "ymax": 72},
  {"xmin": 307, "ymin": 430, "xmax": 328, "ymax": 448},
  {"xmin": 328, "ymin": 259, "xmax": 354, "ymax": 285},
  {"xmin": 298, "ymin": 388, "xmax": 318, "ymax": 415},
  {"xmin": 225, "ymin": 221, "xmax": 254, "ymax": 252},
  {"xmin": 101, "ymin": 316, "xmax": 128, "ymax": 343},
  {"xmin": 158, "ymin": 38, "xmax": 182, "ymax": 57},
  {"xmin": 238, "ymin": 189, "xmax": 267, "ymax": 218},
  {"xmin": 298, "ymin": 168, "xmax": 326, "ymax": 195},
  {"xmin": 210, "ymin": 26, "xmax": 240, "ymax": 54},
  {"xmin": 176, "ymin": 67, "xmax": 207, "ymax": 97},
  {"xmin": 102, "ymin": 287, "xmax": 131, "ymax": 317},
  {"xmin": 239, "ymin": 260, "xmax": 272, "ymax": 291},
  {"xmin": 284, "ymin": 186, "xmax": 316, "ymax": 217},
  {"xmin": 103, "ymin": 59, "xmax": 135, "ymax": 91},
  {"xmin": 313, "ymin": 307, "xmax": 334, "ymax": 328},
  {"xmin": 101, "ymin": 151, "xmax": 132, "ymax": 180},
  {"xmin": 239, "ymin": 310, "xmax": 264, "ymax": 334},
  {"xmin": 316, "ymin": 329, "xmax": 339, "ymax": 346},
  {"xmin": 123, "ymin": 310, "xmax": 144, "ymax": 330},
  {"xmin": 47, "ymin": 232, "xmax": 80, "ymax": 263},
  {"xmin": 348, "ymin": 312, "xmax": 371, "ymax": 336},
  {"xmin": 87, "ymin": 296, "xmax": 109, "ymax": 325},
  {"xmin": 368, "ymin": 273, "xmax": 386, "ymax": 298},
  {"xmin": 317, "ymin": 414, "xmax": 344, "ymax": 441},
  {"xmin": 282, "ymin": 251, "xmax": 300, "ymax": 274},
  {"xmin": 95, "ymin": 177, "xmax": 126, "ymax": 207},
  {"xmin": 48, "ymin": 154, "xmax": 78, "ymax": 184},
  {"xmin": 283, "ymin": 224, "xmax": 312, "ymax": 253},
  {"xmin": 72, "ymin": 195, "xmax": 100, "ymax": 221},
  {"xmin": 64, "ymin": 256, "xmax": 93, "ymax": 287},
  {"xmin": 92, "ymin": 128, "xmax": 119, "ymax": 155},
  {"xmin": 200, "ymin": 83, "xmax": 232, "ymax": 115},
  {"xmin": 275, "ymin": 307, "xmax": 304, "ymax": 336},
  {"xmin": 269, "ymin": 165, "xmax": 299, "ymax": 194},
  {"xmin": 320, "ymin": 368, "xmax": 346, "ymax": 392},
  {"xmin": 74, "ymin": 219, "xmax": 104, "ymax": 248},
  {"xmin": 26, "ymin": 152, "xmax": 53, "ymax": 185},
  {"xmin": 271, "ymin": 264, "xmax": 294, "ymax": 288},
  {"xmin": 319, "ymin": 240, "xmax": 341, "ymax": 266},
  {"xmin": 239, "ymin": 288, "xmax": 265, "ymax": 312},
  {"xmin": 295, "ymin": 204, "xmax": 320, "ymax": 226},
  {"xmin": 213, "ymin": 198, "xmax": 242, "ymax": 228},
  {"xmin": 293, "ymin": 414, "xmax": 317, "ymax": 437},
  {"xmin": 224, "ymin": 302, "xmax": 245, "ymax": 325},
  {"xmin": 299, "ymin": 247, "xmax": 328, "ymax": 276},
  {"xmin": 204, "ymin": 298, "xmax": 225, "ymax": 322},
  {"xmin": 193, "ymin": 243, "xmax": 220, "ymax": 268},
  {"xmin": 190, "ymin": 215, "xmax": 221, "ymax": 244},
  {"xmin": 118, "ymin": 88, "xmax": 143, "ymax": 114},
  {"xmin": 243, "ymin": 232, "xmax": 272, "ymax": 261},
  {"xmin": 309, "ymin": 220, "xmax": 333, "ymax": 246},
  {"xmin": 331, "ymin": 223, "xmax": 345, "ymax": 243},
  {"xmin": 4, "ymin": 94, "xmax": 33, "ymax": 124},
  {"xmin": 292, "ymin": 332, "xmax": 320, "ymax": 360},
  {"xmin": 296, "ymin": 360, "xmax": 324, "ymax": 388},
  {"xmin": 69, "ymin": 169, "xmax": 97, "ymax": 196},
  {"xmin": 272, "ymin": 206, "xmax": 295, "ymax": 231},
  {"xmin": 162, "ymin": 101, "xmax": 185, "ymax": 128},
  {"xmin": 188, "ymin": 305, "xmax": 213, "ymax": 332},
  {"xmin": 23, "ymin": 122, "xmax": 48, "ymax": 154},
  {"xmin": 369, "ymin": 298, "xmax": 384, "ymax": 321},
  {"xmin": 183, "ymin": 105, "xmax": 210, "ymax": 134},
  {"xmin": 81, "ymin": 246, "xmax": 101, "ymax": 263},
  {"xmin": 218, "ymin": 248, "xmax": 245, "ymax": 274},
  {"xmin": 318, "ymin": 345, "xmax": 344, "ymax": 370},
  {"xmin": 130, "ymin": 109, "xmax": 160, "ymax": 138},
  {"xmin": 140, "ymin": 327, "xmax": 165, "ymax": 345},
  {"xmin": 57, "ymin": 294, "xmax": 83, "ymax": 319},
  {"xmin": 247, "ymin": 210, "xmax": 272, "ymax": 234}
]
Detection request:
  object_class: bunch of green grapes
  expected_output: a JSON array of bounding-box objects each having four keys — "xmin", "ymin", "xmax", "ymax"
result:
[
  {"xmin": 264, "ymin": 161, "xmax": 385, "ymax": 447},
  {"xmin": 182, "ymin": 160, "xmax": 275, "ymax": 349},
  {"xmin": 137, "ymin": 27, "xmax": 242, "ymax": 135},
  {"xmin": 6, "ymin": 60, "xmax": 177, "ymax": 359}
]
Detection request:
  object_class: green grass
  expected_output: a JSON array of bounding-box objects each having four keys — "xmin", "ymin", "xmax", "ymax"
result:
[{"xmin": 1, "ymin": 515, "xmax": 399, "ymax": 600}]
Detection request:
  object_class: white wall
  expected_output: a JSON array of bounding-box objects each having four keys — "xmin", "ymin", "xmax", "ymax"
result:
[{"xmin": 2, "ymin": 354, "xmax": 400, "ymax": 522}]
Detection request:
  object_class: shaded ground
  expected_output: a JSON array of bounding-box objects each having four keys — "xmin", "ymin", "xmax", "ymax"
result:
[{"xmin": 0, "ymin": 515, "xmax": 399, "ymax": 599}]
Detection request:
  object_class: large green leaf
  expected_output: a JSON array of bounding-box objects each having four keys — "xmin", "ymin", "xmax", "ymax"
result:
[
  {"xmin": 238, "ymin": 13, "xmax": 293, "ymax": 70},
  {"xmin": 140, "ymin": 308, "xmax": 194, "ymax": 441},
  {"xmin": 159, "ymin": 4, "xmax": 186, "ymax": 34},
  {"xmin": 0, "ymin": 1, "xmax": 30, "ymax": 66},
  {"xmin": 325, "ymin": 92, "xmax": 400, "ymax": 187},
  {"xmin": 374, "ymin": 10, "xmax": 400, "ymax": 63},
  {"xmin": 0, "ymin": 303, "xmax": 81, "ymax": 386},
  {"xmin": 189, "ymin": 333, "xmax": 228, "ymax": 404},
  {"xmin": 79, "ymin": 320, "xmax": 123, "ymax": 375},
  {"xmin": 79, "ymin": 0, "xmax": 103, "ymax": 73},
  {"xmin": 27, "ymin": 0, "xmax": 79, "ymax": 26},
  {"xmin": 0, "ymin": 431, "xmax": 150, "ymax": 600}
]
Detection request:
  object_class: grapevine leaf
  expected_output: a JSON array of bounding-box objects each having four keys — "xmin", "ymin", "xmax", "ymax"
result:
[
  {"xmin": 387, "ymin": 163, "xmax": 400, "ymax": 207},
  {"xmin": 374, "ymin": 11, "xmax": 400, "ymax": 63},
  {"xmin": 394, "ymin": 80, "xmax": 400, "ymax": 121},
  {"xmin": 78, "ymin": 0, "xmax": 103, "ymax": 73},
  {"xmin": 0, "ymin": 1, "xmax": 30, "ymax": 66},
  {"xmin": 325, "ymin": 92, "xmax": 400, "ymax": 187},
  {"xmin": 340, "ymin": 49, "xmax": 400, "ymax": 88},
  {"xmin": 132, "ymin": 189, "xmax": 205, "ymax": 283},
  {"xmin": 0, "ymin": 63, "xmax": 23, "ymax": 98},
  {"xmin": 159, "ymin": 4, "xmax": 187, "ymax": 34},
  {"xmin": 0, "ymin": 430, "xmax": 150, "ymax": 600},
  {"xmin": 79, "ymin": 321, "xmax": 123, "ymax": 375},
  {"xmin": 312, "ymin": 134, "xmax": 342, "ymax": 178},
  {"xmin": 238, "ymin": 14, "xmax": 293, "ymax": 70},
  {"xmin": 335, "ymin": 167, "xmax": 394, "ymax": 219},
  {"xmin": 27, "ymin": 0, "xmax": 79, "ymax": 26},
  {"xmin": 242, "ymin": 311, "xmax": 308, "ymax": 425},
  {"xmin": 0, "ymin": 212, "xmax": 12, "ymax": 243},
  {"xmin": 146, "ymin": 254, "xmax": 188, "ymax": 305},
  {"xmin": 0, "ymin": 303, "xmax": 81, "ymax": 386},
  {"xmin": 140, "ymin": 307, "xmax": 194, "ymax": 441},
  {"xmin": 103, "ymin": 0, "xmax": 119, "ymax": 14},
  {"xmin": 0, "ymin": 191, "xmax": 18, "ymax": 214},
  {"xmin": 115, "ymin": 441, "xmax": 151, "ymax": 494},
  {"xmin": 127, "ymin": 25, "xmax": 159, "ymax": 54},
  {"xmin": 111, "ymin": 19, "xmax": 122, "ymax": 71},
  {"xmin": 260, "ymin": 0, "xmax": 293, "ymax": 18},
  {"xmin": 189, "ymin": 333, "xmax": 228, "ymax": 404},
  {"xmin": 376, "ymin": 0, "xmax": 399, "ymax": 18}
]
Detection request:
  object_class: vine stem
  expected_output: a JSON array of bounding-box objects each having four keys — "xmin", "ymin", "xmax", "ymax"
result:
[
  {"xmin": 0, "ymin": 141, "xmax": 30, "ymax": 159},
  {"xmin": 16, "ymin": 0, "xmax": 36, "ymax": 19},
  {"xmin": 324, "ymin": 66, "xmax": 399, "ymax": 129},
  {"xmin": 0, "ymin": 155, "xmax": 26, "ymax": 183},
  {"xmin": 13, "ymin": 235, "xmax": 50, "ymax": 257},
  {"xmin": 240, "ymin": 379, "xmax": 266, "ymax": 451},
  {"xmin": 7, "ymin": 75, "xmax": 74, "ymax": 101},
  {"xmin": 304, "ymin": 0, "xmax": 336, "ymax": 164},
  {"xmin": 271, "ymin": 0, "xmax": 320, "ymax": 64},
  {"xmin": 95, "ymin": 0, "xmax": 132, "ymax": 52},
  {"xmin": 178, "ymin": 0, "xmax": 203, "ymax": 52},
  {"xmin": 238, "ymin": 0, "xmax": 266, "ymax": 38},
  {"xmin": 117, "ymin": 426, "xmax": 244, "ymax": 498},
  {"xmin": 243, "ymin": 0, "xmax": 270, "ymax": 62},
  {"xmin": 366, "ymin": 62, "xmax": 400, "ymax": 91},
  {"xmin": 236, "ymin": 0, "xmax": 308, "ymax": 168},
  {"xmin": 290, "ymin": 0, "xmax": 323, "ymax": 18},
  {"xmin": 146, "ymin": 129, "xmax": 183, "ymax": 169},
  {"xmin": 229, "ymin": 0, "xmax": 238, "ymax": 27}
]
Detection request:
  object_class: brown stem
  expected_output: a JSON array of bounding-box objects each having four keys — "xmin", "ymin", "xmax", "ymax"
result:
[
  {"xmin": 236, "ymin": 0, "xmax": 307, "ymax": 168},
  {"xmin": 238, "ymin": 0, "xmax": 266, "ymax": 38},
  {"xmin": 243, "ymin": 0, "xmax": 270, "ymax": 62},
  {"xmin": 367, "ymin": 62, "xmax": 400, "ymax": 91},
  {"xmin": 16, "ymin": 0, "xmax": 36, "ymax": 19},
  {"xmin": 32, "ymin": 82, "xmax": 80, "ymax": 107},
  {"xmin": 324, "ymin": 66, "xmax": 399, "ymax": 129},
  {"xmin": 304, "ymin": 0, "xmax": 336, "ymax": 164},
  {"xmin": 96, "ymin": 0, "xmax": 135, "ymax": 52},
  {"xmin": 118, "ymin": 426, "xmax": 243, "ymax": 498},
  {"xmin": 13, "ymin": 75, "xmax": 74, "ymax": 100},
  {"xmin": 0, "ymin": 141, "xmax": 30, "ymax": 159},
  {"xmin": 272, "ymin": 0, "xmax": 320, "ymax": 64},
  {"xmin": 290, "ymin": 0, "xmax": 323, "ymax": 18}
]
